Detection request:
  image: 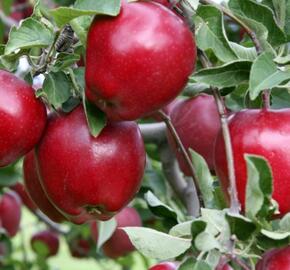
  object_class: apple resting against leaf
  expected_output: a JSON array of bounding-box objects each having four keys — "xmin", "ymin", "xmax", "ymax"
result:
[
  {"xmin": 0, "ymin": 70, "xmax": 46, "ymax": 167},
  {"xmin": 256, "ymin": 246, "xmax": 290, "ymax": 269},
  {"xmin": 35, "ymin": 106, "xmax": 146, "ymax": 224},
  {"xmin": 85, "ymin": 0, "xmax": 196, "ymax": 121},
  {"xmin": 0, "ymin": 191, "xmax": 21, "ymax": 237},
  {"xmin": 23, "ymin": 151, "xmax": 66, "ymax": 223},
  {"xmin": 102, "ymin": 207, "xmax": 142, "ymax": 258},
  {"xmin": 31, "ymin": 230, "xmax": 59, "ymax": 258},
  {"xmin": 215, "ymin": 109, "xmax": 290, "ymax": 216},
  {"xmin": 168, "ymin": 94, "xmax": 221, "ymax": 175}
]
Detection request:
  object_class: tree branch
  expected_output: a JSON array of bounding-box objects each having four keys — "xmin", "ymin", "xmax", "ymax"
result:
[
  {"xmin": 139, "ymin": 123, "xmax": 167, "ymax": 145},
  {"xmin": 34, "ymin": 210, "xmax": 68, "ymax": 235},
  {"xmin": 198, "ymin": 49, "xmax": 240, "ymax": 214},
  {"xmin": 159, "ymin": 142, "xmax": 200, "ymax": 217},
  {"xmin": 0, "ymin": 10, "xmax": 18, "ymax": 28},
  {"xmin": 158, "ymin": 110, "xmax": 204, "ymax": 209}
]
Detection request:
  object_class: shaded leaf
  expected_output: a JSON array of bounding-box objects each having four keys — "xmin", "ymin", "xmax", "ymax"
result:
[{"xmin": 97, "ymin": 218, "xmax": 117, "ymax": 250}]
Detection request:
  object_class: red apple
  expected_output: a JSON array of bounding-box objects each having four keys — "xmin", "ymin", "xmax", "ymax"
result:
[
  {"xmin": 103, "ymin": 207, "xmax": 142, "ymax": 258},
  {"xmin": 36, "ymin": 106, "xmax": 146, "ymax": 224},
  {"xmin": 215, "ymin": 109, "xmax": 290, "ymax": 216},
  {"xmin": 256, "ymin": 246, "xmax": 290, "ymax": 269},
  {"xmin": 85, "ymin": 0, "xmax": 196, "ymax": 121},
  {"xmin": 0, "ymin": 191, "xmax": 21, "ymax": 237},
  {"xmin": 31, "ymin": 230, "xmax": 59, "ymax": 258},
  {"xmin": 149, "ymin": 262, "xmax": 178, "ymax": 270},
  {"xmin": 216, "ymin": 263, "xmax": 233, "ymax": 270},
  {"xmin": 168, "ymin": 94, "xmax": 221, "ymax": 175},
  {"xmin": 10, "ymin": 182, "xmax": 37, "ymax": 212},
  {"xmin": 69, "ymin": 238, "xmax": 91, "ymax": 258},
  {"xmin": 0, "ymin": 70, "xmax": 46, "ymax": 167},
  {"xmin": 23, "ymin": 151, "xmax": 66, "ymax": 223}
]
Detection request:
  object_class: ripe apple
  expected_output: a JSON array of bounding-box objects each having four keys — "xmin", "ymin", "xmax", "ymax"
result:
[
  {"xmin": 0, "ymin": 70, "xmax": 46, "ymax": 167},
  {"xmin": 216, "ymin": 263, "xmax": 233, "ymax": 270},
  {"xmin": 69, "ymin": 238, "xmax": 91, "ymax": 258},
  {"xmin": 23, "ymin": 151, "xmax": 66, "ymax": 223},
  {"xmin": 31, "ymin": 230, "xmax": 59, "ymax": 258},
  {"xmin": 168, "ymin": 94, "xmax": 221, "ymax": 175},
  {"xmin": 0, "ymin": 191, "xmax": 21, "ymax": 237},
  {"xmin": 102, "ymin": 207, "xmax": 142, "ymax": 258},
  {"xmin": 149, "ymin": 262, "xmax": 178, "ymax": 270},
  {"xmin": 85, "ymin": 0, "xmax": 196, "ymax": 121},
  {"xmin": 214, "ymin": 109, "xmax": 290, "ymax": 216},
  {"xmin": 36, "ymin": 106, "xmax": 146, "ymax": 224},
  {"xmin": 10, "ymin": 182, "xmax": 37, "ymax": 212},
  {"xmin": 256, "ymin": 246, "xmax": 290, "ymax": 269}
]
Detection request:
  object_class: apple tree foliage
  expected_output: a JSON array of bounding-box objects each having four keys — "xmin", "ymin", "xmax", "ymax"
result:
[{"xmin": 0, "ymin": 0, "xmax": 290, "ymax": 269}]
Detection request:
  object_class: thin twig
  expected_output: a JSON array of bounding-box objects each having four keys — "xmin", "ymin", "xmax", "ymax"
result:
[
  {"xmin": 159, "ymin": 142, "xmax": 200, "ymax": 217},
  {"xmin": 34, "ymin": 210, "xmax": 68, "ymax": 235},
  {"xmin": 0, "ymin": 10, "xmax": 18, "ymax": 28},
  {"xmin": 232, "ymin": 257, "xmax": 251, "ymax": 270},
  {"xmin": 158, "ymin": 110, "xmax": 204, "ymax": 208},
  {"xmin": 198, "ymin": 49, "xmax": 240, "ymax": 214}
]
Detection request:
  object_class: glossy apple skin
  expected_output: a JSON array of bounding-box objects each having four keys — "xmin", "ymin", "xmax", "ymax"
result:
[
  {"xmin": 31, "ymin": 230, "xmax": 59, "ymax": 258},
  {"xmin": 36, "ymin": 106, "xmax": 146, "ymax": 224},
  {"xmin": 23, "ymin": 151, "xmax": 66, "ymax": 223},
  {"xmin": 10, "ymin": 182, "xmax": 37, "ymax": 211},
  {"xmin": 149, "ymin": 262, "xmax": 178, "ymax": 270},
  {"xmin": 0, "ymin": 191, "xmax": 21, "ymax": 237},
  {"xmin": 0, "ymin": 70, "xmax": 46, "ymax": 167},
  {"xmin": 215, "ymin": 109, "xmax": 290, "ymax": 216},
  {"xmin": 85, "ymin": 0, "xmax": 196, "ymax": 121},
  {"xmin": 168, "ymin": 94, "xmax": 220, "ymax": 175},
  {"xmin": 256, "ymin": 247, "xmax": 290, "ymax": 269},
  {"xmin": 103, "ymin": 207, "xmax": 142, "ymax": 258}
]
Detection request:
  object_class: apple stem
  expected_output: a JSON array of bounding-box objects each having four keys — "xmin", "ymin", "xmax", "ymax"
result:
[
  {"xmin": 34, "ymin": 209, "xmax": 69, "ymax": 235},
  {"xmin": 159, "ymin": 143, "xmax": 200, "ymax": 217},
  {"xmin": 262, "ymin": 90, "xmax": 271, "ymax": 110},
  {"xmin": 198, "ymin": 49, "xmax": 240, "ymax": 214},
  {"xmin": 158, "ymin": 110, "xmax": 204, "ymax": 209}
]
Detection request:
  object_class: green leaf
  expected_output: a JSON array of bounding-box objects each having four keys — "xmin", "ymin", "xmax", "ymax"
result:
[
  {"xmin": 51, "ymin": 53, "xmax": 80, "ymax": 72},
  {"xmin": 245, "ymin": 154, "xmax": 274, "ymax": 220},
  {"xmin": 50, "ymin": 0, "xmax": 121, "ymax": 27},
  {"xmin": 144, "ymin": 191, "xmax": 178, "ymax": 223},
  {"xmin": 5, "ymin": 18, "xmax": 54, "ymax": 55},
  {"xmin": 0, "ymin": 165, "xmax": 20, "ymax": 187},
  {"xmin": 261, "ymin": 229, "xmax": 290, "ymax": 240},
  {"xmin": 32, "ymin": 241, "xmax": 50, "ymax": 257},
  {"xmin": 200, "ymin": 209, "xmax": 230, "ymax": 243},
  {"xmin": 190, "ymin": 149, "xmax": 214, "ymax": 208},
  {"xmin": 280, "ymin": 213, "xmax": 290, "ymax": 232},
  {"xmin": 229, "ymin": 42, "xmax": 257, "ymax": 61},
  {"xmin": 285, "ymin": 0, "xmax": 290, "ymax": 40},
  {"xmin": 169, "ymin": 221, "xmax": 194, "ymax": 238},
  {"xmin": 1, "ymin": 0, "xmax": 13, "ymax": 15},
  {"xmin": 271, "ymin": 88, "xmax": 290, "ymax": 109},
  {"xmin": 229, "ymin": 0, "xmax": 286, "ymax": 47},
  {"xmin": 70, "ymin": 16, "xmax": 92, "ymax": 46},
  {"xmin": 83, "ymin": 97, "xmax": 107, "ymax": 137},
  {"xmin": 192, "ymin": 60, "xmax": 252, "ymax": 88},
  {"xmin": 191, "ymin": 220, "xmax": 207, "ymax": 242},
  {"xmin": 195, "ymin": 232, "xmax": 221, "ymax": 252},
  {"xmin": 42, "ymin": 71, "xmax": 72, "ymax": 109},
  {"xmin": 274, "ymin": 54, "xmax": 290, "ymax": 65},
  {"xmin": 179, "ymin": 258, "xmax": 212, "ymax": 270},
  {"xmin": 73, "ymin": 67, "xmax": 85, "ymax": 91},
  {"xmin": 122, "ymin": 227, "xmax": 191, "ymax": 260},
  {"xmin": 226, "ymin": 213, "xmax": 256, "ymax": 241},
  {"xmin": 195, "ymin": 5, "xmax": 237, "ymax": 62},
  {"xmin": 97, "ymin": 218, "xmax": 117, "ymax": 250},
  {"xmin": 249, "ymin": 52, "xmax": 290, "ymax": 100}
]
